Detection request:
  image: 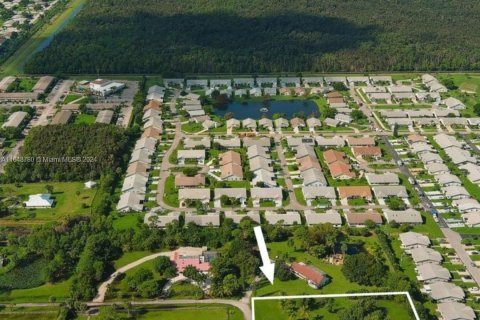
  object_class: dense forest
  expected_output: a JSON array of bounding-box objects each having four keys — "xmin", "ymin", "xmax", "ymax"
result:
[
  {"xmin": 3, "ymin": 124, "xmax": 132, "ymax": 182},
  {"xmin": 25, "ymin": 0, "xmax": 480, "ymax": 74}
]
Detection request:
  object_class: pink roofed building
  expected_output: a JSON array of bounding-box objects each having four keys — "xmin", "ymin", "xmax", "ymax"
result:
[{"xmin": 170, "ymin": 247, "xmax": 218, "ymax": 273}]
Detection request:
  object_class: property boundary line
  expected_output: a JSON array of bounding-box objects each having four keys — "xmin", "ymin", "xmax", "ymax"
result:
[{"xmin": 251, "ymin": 291, "xmax": 420, "ymax": 320}]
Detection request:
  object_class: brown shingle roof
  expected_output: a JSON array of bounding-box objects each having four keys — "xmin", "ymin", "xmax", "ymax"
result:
[
  {"xmin": 220, "ymin": 151, "xmax": 242, "ymax": 166},
  {"xmin": 220, "ymin": 163, "xmax": 243, "ymax": 179},
  {"xmin": 142, "ymin": 127, "xmax": 162, "ymax": 140},
  {"xmin": 323, "ymin": 150, "xmax": 346, "ymax": 164},
  {"xmin": 175, "ymin": 174, "xmax": 206, "ymax": 187},
  {"xmin": 352, "ymin": 146, "xmax": 382, "ymax": 157},
  {"xmin": 329, "ymin": 162, "xmax": 355, "ymax": 178},
  {"xmin": 291, "ymin": 262, "xmax": 327, "ymax": 286},
  {"xmin": 345, "ymin": 212, "xmax": 383, "ymax": 225},
  {"xmin": 347, "ymin": 137, "xmax": 376, "ymax": 146},
  {"xmin": 143, "ymin": 100, "xmax": 161, "ymax": 111},
  {"xmin": 298, "ymin": 155, "xmax": 321, "ymax": 172},
  {"xmin": 326, "ymin": 91, "xmax": 342, "ymax": 99},
  {"xmin": 127, "ymin": 161, "xmax": 149, "ymax": 177}
]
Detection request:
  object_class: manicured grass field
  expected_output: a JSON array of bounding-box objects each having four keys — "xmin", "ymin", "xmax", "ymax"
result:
[
  {"xmin": 132, "ymin": 304, "xmax": 243, "ymax": 320},
  {"xmin": 0, "ymin": 0, "xmax": 87, "ymax": 75},
  {"xmin": 0, "ymin": 182, "xmax": 95, "ymax": 224},
  {"xmin": 112, "ymin": 212, "xmax": 145, "ymax": 231},
  {"xmin": 63, "ymin": 94, "xmax": 82, "ymax": 103},
  {"xmin": 113, "ymin": 251, "xmax": 153, "ymax": 269},
  {"xmin": 74, "ymin": 113, "xmax": 96, "ymax": 124},
  {"xmin": 0, "ymin": 280, "xmax": 71, "ymax": 303},
  {"xmin": 168, "ymin": 282, "xmax": 203, "ymax": 300}
]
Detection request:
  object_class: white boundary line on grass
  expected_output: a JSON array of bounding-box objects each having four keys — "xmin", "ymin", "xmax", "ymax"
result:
[{"xmin": 251, "ymin": 291, "xmax": 420, "ymax": 320}]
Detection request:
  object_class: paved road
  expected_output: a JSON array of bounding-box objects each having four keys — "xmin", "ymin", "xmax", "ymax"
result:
[
  {"xmin": 442, "ymin": 228, "xmax": 480, "ymax": 286},
  {"xmin": 93, "ymin": 252, "xmax": 171, "ymax": 303},
  {"xmin": 462, "ymin": 134, "xmax": 480, "ymax": 154},
  {"xmin": 379, "ymin": 135, "xmax": 448, "ymax": 228},
  {"xmin": 273, "ymin": 136, "xmax": 302, "ymax": 210}
]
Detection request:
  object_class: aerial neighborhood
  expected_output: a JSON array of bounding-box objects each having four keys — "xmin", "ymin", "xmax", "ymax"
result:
[{"xmin": 3, "ymin": 70, "xmax": 480, "ymax": 319}]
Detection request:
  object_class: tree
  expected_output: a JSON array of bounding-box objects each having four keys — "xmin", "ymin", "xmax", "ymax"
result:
[
  {"xmin": 276, "ymin": 259, "xmax": 295, "ymax": 281},
  {"xmin": 222, "ymin": 274, "xmax": 241, "ymax": 297},
  {"xmin": 183, "ymin": 265, "xmax": 207, "ymax": 284},
  {"xmin": 323, "ymin": 107, "xmax": 337, "ymax": 119},
  {"xmin": 351, "ymin": 109, "xmax": 365, "ymax": 121},
  {"xmin": 153, "ymin": 256, "xmax": 177, "ymax": 278},
  {"xmin": 138, "ymin": 279, "xmax": 163, "ymax": 298},
  {"xmin": 342, "ymin": 253, "xmax": 386, "ymax": 286},
  {"xmin": 45, "ymin": 184, "xmax": 54, "ymax": 194},
  {"xmin": 332, "ymin": 82, "xmax": 348, "ymax": 91},
  {"xmin": 474, "ymin": 103, "xmax": 480, "ymax": 116},
  {"xmin": 126, "ymin": 268, "xmax": 154, "ymax": 291},
  {"xmin": 182, "ymin": 167, "xmax": 199, "ymax": 177}
]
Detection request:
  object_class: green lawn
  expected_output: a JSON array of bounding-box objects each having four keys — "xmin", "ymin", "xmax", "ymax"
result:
[
  {"xmin": 133, "ymin": 304, "xmax": 243, "ymax": 320},
  {"xmin": 255, "ymin": 241, "xmax": 372, "ymax": 297},
  {"xmin": 0, "ymin": 279, "xmax": 71, "ymax": 303},
  {"xmin": 164, "ymin": 176, "xmax": 179, "ymax": 207},
  {"xmin": 63, "ymin": 94, "xmax": 82, "ymax": 104},
  {"xmin": 168, "ymin": 282, "xmax": 203, "ymax": 300},
  {"xmin": 0, "ymin": 0, "xmax": 87, "ymax": 75},
  {"xmin": 112, "ymin": 213, "xmax": 145, "ymax": 231},
  {"xmin": 74, "ymin": 113, "xmax": 96, "ymax": 124},
  {"xmin": 113, "ymin": 251, "xmax": 153, "ymax": 269},
  {"xmin": 0, "ymin": 182, "xmax": 95, "ymax": 224}
]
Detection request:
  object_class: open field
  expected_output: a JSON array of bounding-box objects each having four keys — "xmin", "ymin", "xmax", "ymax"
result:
[
  {"xmin": 0, "ymin": 182, "xmax": 95, "ymax": 223},
  {"xmin": 254, "ymin": 296, "xmax": 414, "ymax": 320},
  {"xmin": 0, "ymin": 280, "xmax": 71, "ymax": 303}
]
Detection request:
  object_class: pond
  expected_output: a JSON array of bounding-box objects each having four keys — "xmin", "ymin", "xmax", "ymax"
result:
[{"xmin": 213, "ymin": 99, "xmax": 320, "ymax": 119}]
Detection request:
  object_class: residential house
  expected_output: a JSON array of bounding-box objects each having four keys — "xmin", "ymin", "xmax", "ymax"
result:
[
  {"xmin": 429, "ymin": 282, "xmax": 465, "ymax": 302},
  {"xmin": 122, "ymin": 174, "xmax": 148, "ymax": 194},
  {"xmin": 242, "ymin": 118, "xmax": 257, "ymax": 131},
  {"xmin": 178, "ymin": 188, "xmax": 210, "ymax": 208},
  {"xmin": 417, "ymin": 264, "xmax": 451, "ymax": 283},
  {"xmin": 177, "ymin": 150, "xmax": 206, "ymax": 165},
  {"xmin": 337, "ymin": 186, "xmax": 372, "ymax": 201},
  {"xmin": 437, "ymin": 302, "xmax": 475, "ymax": 320},
  {"xmin": 184, "ymin": 213, "xmax": 220, "ymax": 227},
  {"xmin": 214, "ymin": 188, "xmax": 247, "ymax": 207},
  {"xmin": 442, "ymin": 97, "xmax": 466, "ymax": 110},
  {"xmin": 264, "ymin": 211, "xmax": 301, "ymax": 225},
  {"xmin": 304, "ymin": 210, "xmax": 342, "ymax": 226},
  {"xmin": 251, "ymin": 187, "xmax": 283, "ymax": 207},
  {"xmin": 352, "ymin": 146, "xmax": 382, "ymax": 158},
  {"xmin": 365, "ymin": 173, "xmax": 399, "ymax": 185},
  {"xmin": 116, "ymin": 192, "xmax": 144, "ymax": 212},
  {"xmin": 399, "ymin": 232, "xmax": 431, "ymax": 249},
  {"xmin": 302, "ymin": 187, "xmax": 336, "ymax": 206},
  {"xmin": 410, "ymin": 247, "xmax": 443, "ymax": 265},
  {"xmin": 345, "ymin": 212, "xmax": 382, "ymax": 227},
  {"xmin": 274, "ymin": 118, "xmax": 289, "ymax": 129},
  {"xmin": 383, "ymin": 209, "xmax": 423, "ymax": 224},
  {"xmin": 224, "ymin": 211, "xmax": 261, "ymax": 224},
  {"xmin": 372, "ymin": 186, "xmax": 408, "ymax": 199},
  {"xmin": 144, "ymin": 212, "xmax": 180, "ymax": 228},
  {"xmin": 24, "ymin": 194, "xmax": 54, "ymax": 208},
  {"xmin": 291, "ymin": 262, "xmax": 329, "ymax": 289},
  {"xmin": 347, "ymin": 137, "xmax": 376, "ymax": 146},
  {"xmin": 175, "ymin": 174, "xmax": 205, "ymax": 188}
]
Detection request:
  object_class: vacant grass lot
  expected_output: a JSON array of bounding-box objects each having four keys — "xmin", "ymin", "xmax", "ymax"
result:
[
  {"xmin": 74, "ymin": 113, "xmax": 96, "ymax": 124},
  {"xmin": 0, "ymin": 280, "xmax": 71, "ymax": 303},
  {"xmin": 0, "ymin": 182, "xmax": 95, "ymax": 224},
  {"xmin": 254, "ymin": 296, "xmax": 414, "ymax": 320}
]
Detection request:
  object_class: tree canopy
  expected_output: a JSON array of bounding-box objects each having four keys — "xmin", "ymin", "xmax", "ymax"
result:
[{"xmin": 24, "ymin": 0, "xmax": 480, "ymax": 74}]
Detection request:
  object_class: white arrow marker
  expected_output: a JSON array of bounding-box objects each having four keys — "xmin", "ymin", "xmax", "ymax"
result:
[{"xmin": 254, "ymin": 226, "xmax": 275, "ymax": 285}]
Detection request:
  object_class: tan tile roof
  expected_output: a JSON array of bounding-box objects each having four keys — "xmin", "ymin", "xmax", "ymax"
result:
[{"xmin": 338, "ymin": 186, "xmax": 372, "ymax": 199}]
